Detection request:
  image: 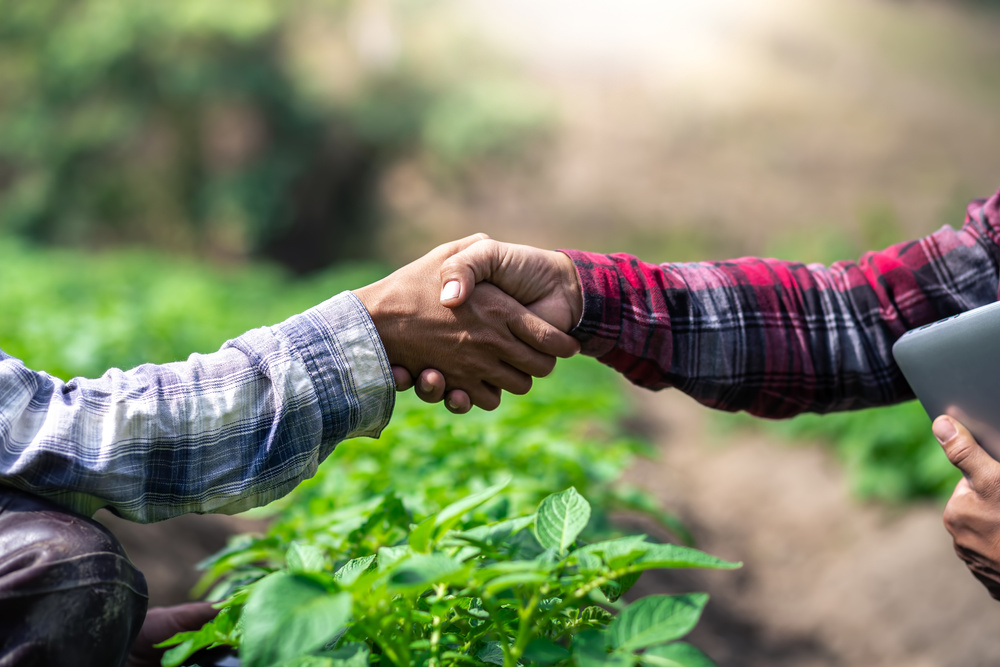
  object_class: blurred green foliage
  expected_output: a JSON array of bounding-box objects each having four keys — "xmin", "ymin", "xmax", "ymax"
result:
[
  {"xmin": 0, "ymin": 0, "xmax": 551, "ymax": 270},
  {"xmin": 0, "ymin": 237, "xmax": 386, "ymax": 379}
]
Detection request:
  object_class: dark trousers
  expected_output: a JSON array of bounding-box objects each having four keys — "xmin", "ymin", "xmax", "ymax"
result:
[{"xmin": 0, "ymin": 487, "xmax": 148, "ymax": 667}]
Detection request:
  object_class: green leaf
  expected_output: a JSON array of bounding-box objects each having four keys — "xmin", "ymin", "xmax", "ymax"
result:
[
  {"xmin": 377, "ymin": 545, "xmax": 412, "ymax": 571},
  {"xmin": 523, "ymin": 638, "xmax": 571, "ymax": 665},
  {"xmin": 608, "ymin": 594, "xmax": 709, "ymax": 652},
  {"xmin": 571, "ymin": 629, "xmax": 631, "ymax": 667},
  {"xmin": 477, "ymin": 641, "xmax": 506, "ymax": 666},
  {"xmin": 602, "ymin": 570, "xmax": 641, "ymax": 603},
  {"xmin": 241, "ymin": 572, "xmax": 352, "ymax": 667},
  {"xmin": 159, "ymin": 624, "xmax": 222, "ymax": 667},
  {"xmin": 316, "ymin": 642, "xmax": 371, "ymax": 666},
  {"xmin": 482, "ymin": 571, "xmax": 550, "ymax": 593},
  {"xmin": 631, "ymin": 543, "xmax": 741, "ymax": 572},
  {"xmin": 447, "ymin": 515, "xmax": 534, "ymax": 549},
  {"xmin": 408, "ymin": 515, "xmax": 436, "ymax": 553},
  {"xmin": 434, "ymin": 478, "xmax": 510, "ymax": 536},
  {"xmin": 277, "ymin": 657, "xmax": 335, "ymax": 667},
  {"xmin": 534, "ymin": 487, "xmax": 591, "ymax": 553},
  {"xmin": 333, "ymin": 555, "xmax": 376, "ymax": 587},
  {"xmin": 157, "ymin": 602, "xmax": 240, "ymax": 667},
  {"xmin": 387, "ymin": 553, "xmax": 468, "ymax": 592},
  {"xmin": 287, "ymin": 542, "xmax": 326, "ymax": 574},
  {"xmin": 575, "ymin": 535, "xmax": 651, "ymax": 564},
  {"xmin": 577, "ymin": 606, "xmax": 615, "ymax": 629},
  {"xmin": 640, "ymin": 642, "xmax": 716, "ymax": 667}
]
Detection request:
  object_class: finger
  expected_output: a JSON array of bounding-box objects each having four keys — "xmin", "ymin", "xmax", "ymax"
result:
[
  {"xmin": 147, "ymin": 602, "xmax": 220, "ymax": 636},
  {"xmin": 392, "ymin": 366, "xmax": 414, "ymax": 391},
  {"xmin": 475, "ymin": 361, "xmax": 534, "ymax": 396},
  {"xmin": 415, "ymin": 369, "xmax": 446, "ymax": 403},
  {"xmin": 507, "ymin": 309, "xmax": 581, "ymax": 360},
  {"xmin": 444, "ymin": 389, "xmax": 472, "ymax": 414},
  {"xmin": 466, "ymin": 382, "xmax": 502, "ymax": 411},
  {"xmin": 440, "ymin": 239, "xmax": 506, "ymax": 308},
  {"xmin": 435, "ymin": 232, "xmax": 492, "ymax": 264},
  {"xmin": 935, "ymin": 416, "xmax": 1000, "ymax": 495}
]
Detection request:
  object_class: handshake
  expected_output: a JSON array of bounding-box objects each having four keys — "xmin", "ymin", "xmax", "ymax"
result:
[{"xmin": 353, "ymin": 234, "xmax": 584, "ymax": 413}]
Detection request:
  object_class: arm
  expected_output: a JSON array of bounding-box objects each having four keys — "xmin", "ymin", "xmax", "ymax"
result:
[
  {"xmin": 0, "ymin": 236, "xmax": 577, "ymax": 522},
  {"xmin": 435, "ymin": 191, "xmax": 1000, "ymax": 418},
  {"xmin": 0, "ymin": 292, "xmax": 392, "ymax": 523}
]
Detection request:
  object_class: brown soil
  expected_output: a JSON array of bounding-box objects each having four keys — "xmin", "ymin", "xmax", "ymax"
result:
[{"xmin": 622, "ymin": 388, "xmax": 1000, "ymax": 666}]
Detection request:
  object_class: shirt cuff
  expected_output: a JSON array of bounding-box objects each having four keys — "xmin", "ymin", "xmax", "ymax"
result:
[
  {"xmin": 275, "ymin": 291, "xmax": 395, "ymax": 443},
  {"xmin": 558, "ymin": 249, "xmax": 625, "ymax": 358}
]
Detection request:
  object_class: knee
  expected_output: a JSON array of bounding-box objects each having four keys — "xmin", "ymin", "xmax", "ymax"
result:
[
  {"xmin": 0, "ymin": 505, "xmax": 126, "ymax": 567},
  {"xmin": 0, "ymin": 489, "xmax": 148, "ymax": 667}
]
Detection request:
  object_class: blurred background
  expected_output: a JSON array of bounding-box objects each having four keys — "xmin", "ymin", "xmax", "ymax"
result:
[{"xmin": 3, "ymin": 0, "xmax": 1000, "ymax": 664}]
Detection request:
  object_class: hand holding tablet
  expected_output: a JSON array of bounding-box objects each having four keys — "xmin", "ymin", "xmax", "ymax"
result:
[{"xmin": 893, "ymin": 300, "xmax": 1000, "ymax": 461}]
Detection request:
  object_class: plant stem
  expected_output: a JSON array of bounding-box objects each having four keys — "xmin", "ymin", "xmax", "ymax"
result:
[{"xmin": 509, "ymin": 589, "xmax": 541, "ymax": 664}]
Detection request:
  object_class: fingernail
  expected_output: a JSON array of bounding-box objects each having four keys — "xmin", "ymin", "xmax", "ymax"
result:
[
  {"xmin": 933, "ymin": 417, "xmax": 957, "ymax": 444},
  {"xmin": 446, "ymin": 397, "xmax": 458, "ymax": 411},
  {"xmin": 420, "ymin": 376, "xmax": 433, "ymax": 394},
  {"xmin": 441, "ymin": 280, "xmax": 461, "ymax": 302}
]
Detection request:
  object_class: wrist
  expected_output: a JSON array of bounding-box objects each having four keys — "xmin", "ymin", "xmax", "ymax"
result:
[{"xmin": 353, "ymin": 281, "xmax": 402, "ymax": 364}]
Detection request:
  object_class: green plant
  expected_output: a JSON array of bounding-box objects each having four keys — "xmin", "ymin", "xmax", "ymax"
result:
[
  {"xmin": 160, "ymin": 485, "xmax": 738, "ymax": 667},
  {"xmin": 162, "ymin": 350, "xmax": 731, "ymax": 666}
]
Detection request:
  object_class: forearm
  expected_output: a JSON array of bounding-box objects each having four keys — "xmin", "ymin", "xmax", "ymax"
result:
[
  {"xmin": 564, "ymin": 191, "xmax": 1000, "ymax": 418},
  {"xmin": 0, "ymin": 292, "xmax": 394, "ymax": 522}
]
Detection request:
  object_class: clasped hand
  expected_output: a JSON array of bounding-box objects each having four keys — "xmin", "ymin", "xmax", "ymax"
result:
[{"xmin": 353, "ymin": 234, "xmax": 582, "ymax": 412}]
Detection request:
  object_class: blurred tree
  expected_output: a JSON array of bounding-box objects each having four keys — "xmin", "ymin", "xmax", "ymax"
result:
[{"xmin": 0, "ymin": 0, "xmax": 551, "ymax": 272}]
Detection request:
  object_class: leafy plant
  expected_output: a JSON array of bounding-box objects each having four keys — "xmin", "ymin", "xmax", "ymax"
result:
[{"xmin": 160, "ymin": 485, "xmax": 738, "ymax": 667}]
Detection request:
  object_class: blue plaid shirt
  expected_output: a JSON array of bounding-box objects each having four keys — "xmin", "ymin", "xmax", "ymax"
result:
[{"xmin": 0, "ymin": 292, "xmax": 395, "ymax": 523}]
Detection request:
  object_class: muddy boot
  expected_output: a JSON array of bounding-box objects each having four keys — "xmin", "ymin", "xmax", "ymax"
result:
[{"xmin": 0, "ymin": 487, "xmax": 148, "ymax": 667}]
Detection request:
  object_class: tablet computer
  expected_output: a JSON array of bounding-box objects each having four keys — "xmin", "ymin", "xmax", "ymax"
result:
[{"xmin": 892, "ymin": 300, "xmax": 1000, "ymax": 461}]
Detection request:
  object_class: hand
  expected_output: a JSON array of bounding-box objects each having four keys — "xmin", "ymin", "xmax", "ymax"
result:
[
  {"xmin": 392, "ymin": 366, "xmax": 472, "ymax": 414},
  {"xmin": 355, "ymin": 234, "xmax": 579, "ymax": 411},
  {"xmin": 437, "ymin": 239, "xmax": 584, "ymax": 332},
  {"xmin": 127, "ymin": 602, "xmax": 220, "ymax": 667},
  {"xmin": 935, "ymin": 415, "xmax": 1000, "ymax": 599},
  {"xmin": 404, "ymin": 239, "xmax": 585, "ymax": 410}
]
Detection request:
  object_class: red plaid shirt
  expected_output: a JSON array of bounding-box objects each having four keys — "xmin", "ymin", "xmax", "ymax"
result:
[{"xmin": 563, "ymin": 189, "xmax": 1000, "ymax": 419}]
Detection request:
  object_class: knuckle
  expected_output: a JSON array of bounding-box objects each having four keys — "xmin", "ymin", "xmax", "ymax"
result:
[
  {"xmin": 945, "ymin": 438, "xmax": 977, "ymax": 469},
  {"xmin": 943, "ymin": 503, "xmax": 966, "ymax": 534},
  {"xmin": 975, "ymin": 473, "xmax": 1000, "ymax": 500}
]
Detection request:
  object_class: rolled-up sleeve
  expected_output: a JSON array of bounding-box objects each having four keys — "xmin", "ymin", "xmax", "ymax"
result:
[{"xmin": 0, "ymin": 291, "xmax": 394, "ymax": 523}]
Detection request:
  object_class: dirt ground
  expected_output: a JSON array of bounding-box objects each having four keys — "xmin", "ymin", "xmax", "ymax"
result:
[
  {"xmin": 622, "ymin": 389, "xmax": 1000, "ymax": 667},
  {"xmin": 99, "ymin": 0, "xmax": 1000, "ymax": 663}
]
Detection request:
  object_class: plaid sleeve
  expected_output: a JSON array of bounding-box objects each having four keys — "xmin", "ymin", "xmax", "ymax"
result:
[
  {"xmin": 562, "ymin": 190, "xmax": 1000, "ymax": 418},
  {"xmin": 0, "ymin": 291, "xmax": 394, "ymax": 522}
]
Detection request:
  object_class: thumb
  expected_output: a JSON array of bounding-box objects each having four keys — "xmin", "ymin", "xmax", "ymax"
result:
[
  {"xmin": 440, "ymin": 239, "xmax": 506, "ymax": 308},
  {"xmin": 935, "ymin": 416, "xmax": 995, "ymax": 484}
]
